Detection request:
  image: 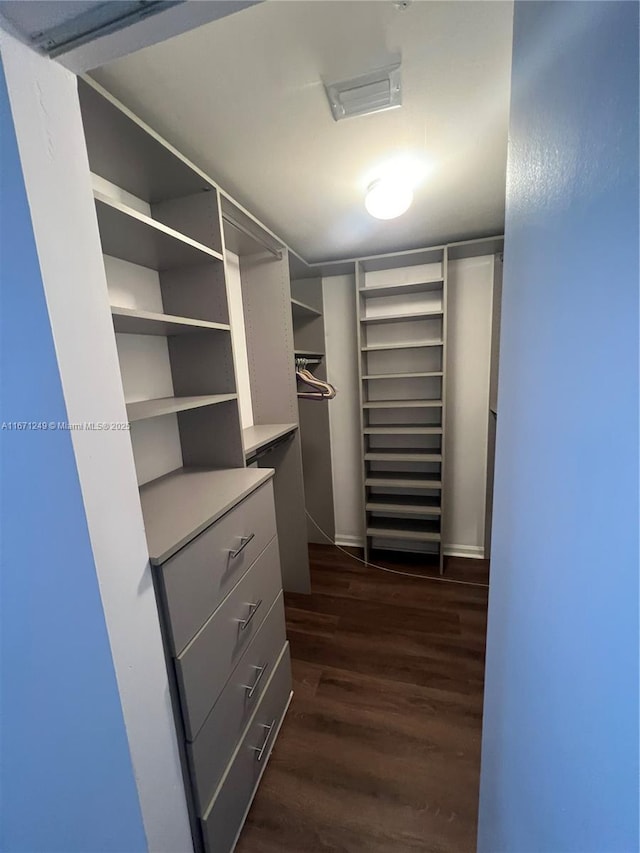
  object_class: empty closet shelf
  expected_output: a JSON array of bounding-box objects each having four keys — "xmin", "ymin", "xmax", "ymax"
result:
[
  {"xmin": 364, "ymin": 425, "xmax": 443, "ymax": 435},
  {"xmin": 360, "ymin": 310, "xmax": 443, "ymax": 324},
  {"xmin": 365, "ymin": 449, "xmax": 442, "ymax": 462},
  {"xmin": 362, "ymin": 371, "xmax": 443, "ymax": 380},
  {"xmin": 359, "ymin": 279, "xmax": 444, "ymax": 298},
  {"xmin": 363, "ymin": 399, "xmax": 443, "ymax": 409},
  {"xmin": 111, "ymin": 306, "xmax": 230, "ymax": 336},
  {"xmin": 139, "ymin": 467, "xmax": 274, "ymax": 564},
  {"xmin": 365, "ymin": 473, "xmax": 442, "ymax": 489},
  {"xmin": 366, "ymin": 496, "xmax": 442, "ymax": 515},
  {"xmin": 361, "ymin": 341, "xmax": 443, "ymax": 352},
  {"xmin": 126, "ymin": 394, "xmax": 237, "ymax": 422},
  {"xmin": 367, "ymin": 519, "xmax": 441, "ymax": 543},
  {"xmin": 291, "ymin": 298, "xmax": 321, "ymax": 319},
  {"xmin": 94, "ymin": 192, "xmax": 224, "ymax": 270},
  {"xmin": 243, "ymin": 423, "xmax": 298, "ymax": 458},
  {"xmin": 295, "ymin": 349, "xmax": 324, "ymax": 360}
]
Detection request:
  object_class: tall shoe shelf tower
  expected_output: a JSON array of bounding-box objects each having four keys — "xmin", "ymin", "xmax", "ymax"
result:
[{"xmin": 356, "ymin": 247, "xmax": 448, "ymax": 573}]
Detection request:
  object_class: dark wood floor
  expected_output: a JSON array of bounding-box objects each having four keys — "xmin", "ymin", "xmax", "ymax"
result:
[{"xmin": 236, "ymin": 545, "xmax": 489, "ymax": 853}]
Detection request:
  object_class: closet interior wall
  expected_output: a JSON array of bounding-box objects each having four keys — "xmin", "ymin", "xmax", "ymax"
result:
[
  {"xmin": 223, "ymin": 199, "xmax": 311, "ymax": 595},
  {"xmin": 289, "ymin": 254, "xmax": 335, "ymax": 545}
]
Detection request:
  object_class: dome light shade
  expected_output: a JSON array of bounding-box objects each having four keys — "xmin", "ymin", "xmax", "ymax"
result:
[{"xmin": 365, "ymin": 177, "xmax": 413, "ymax": 220}]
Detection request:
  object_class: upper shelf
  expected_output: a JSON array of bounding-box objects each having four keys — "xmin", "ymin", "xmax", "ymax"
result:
[
  {"xmin": 291, "ymin": 298, "xmax": 322, "ymax": 320},
  {"xmin": 243, "ymin": 423, "xmax": 298, "ymax": 458},
  {"xmin": 295, "ymin": 349, "xmax": 324, "ymax": 361},
  {"xmin": 126, "ymin": 394, "xmax": 237, "ymax": 423},
  {"xmin": 94, "ymin": 192, "xmax": 224, "ymax": 271},
  {"xmin": 79, "ymin": 79, "xmax": 212, "ymax": 204},
  {"xmin": 361, "ymin": 310, "xmax": 443, "ymax": 324},
  {"xmin": 359, "ymin": 278, "xmax": 444, "ymax": 298},
  {"xmin": 111, "ymin": 306, "xmax": 230, "ymax": 336}
]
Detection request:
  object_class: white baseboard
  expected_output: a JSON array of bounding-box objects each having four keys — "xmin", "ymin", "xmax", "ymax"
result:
[
  {"xmin": 334, "ymin": 534, "xmax": 364, "ymax": 549},
  {"xmin": 443, "ymin": 544, "xmax": 486, "ymax": 559},
  {"xmin": 332, "ymin": 537, "xmax": 484, "ymax": 558}
]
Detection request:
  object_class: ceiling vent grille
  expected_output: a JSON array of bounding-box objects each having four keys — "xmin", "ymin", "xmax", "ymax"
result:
[{"xmin": 325, "ymin": 63, "xmax": 402, "ymax": 122}]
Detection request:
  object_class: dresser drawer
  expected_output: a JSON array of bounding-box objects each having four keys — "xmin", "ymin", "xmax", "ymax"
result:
[
  {"xmin": 176, "ymin": 537, "xmax": 282, "ymax": 740},
  {"xmin": 159, "ymin": 480, "xmax": 277, "ymax": 654},
  {"xmin": 201, "ymin": 644, "xmax": 292, "ymax": 853},
  {"xmin": 188, "ymin": 592, "xmax": 287, "ymax": 814}
]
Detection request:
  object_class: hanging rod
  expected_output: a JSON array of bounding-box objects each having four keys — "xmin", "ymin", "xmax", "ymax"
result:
[{"xmin": 222, "ymin": 212, "xmax": 283, "ymax": 259}]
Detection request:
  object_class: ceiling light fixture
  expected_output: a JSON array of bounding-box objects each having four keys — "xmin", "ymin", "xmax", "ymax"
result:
[{"xmin": 365, "ymin": 177, "xmax": 414, "ymax": 220}]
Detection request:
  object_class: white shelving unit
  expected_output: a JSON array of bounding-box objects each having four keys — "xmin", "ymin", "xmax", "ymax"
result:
[{"xmin": 356, "ymin": 247, "xmax": 448, "ymax": 572}]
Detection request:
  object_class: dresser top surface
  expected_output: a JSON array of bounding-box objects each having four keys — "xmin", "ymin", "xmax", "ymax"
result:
[{"xmin": 140, "ymin": 466, "xmax": 274, "ymax": 564}]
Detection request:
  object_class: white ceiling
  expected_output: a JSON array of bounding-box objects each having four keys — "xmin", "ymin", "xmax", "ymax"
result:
[{"xmin": 92, "ymin": 0, "xmax": 513, "ymax": 263}]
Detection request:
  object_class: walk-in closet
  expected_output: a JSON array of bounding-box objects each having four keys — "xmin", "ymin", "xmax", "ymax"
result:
[{"xmin": 2, "ymin": 2, "xmax": 511, "ymax": 851}]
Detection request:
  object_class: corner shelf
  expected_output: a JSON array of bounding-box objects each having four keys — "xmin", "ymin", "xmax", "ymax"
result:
[
  {"xmin": 111, "ymin": 306, "xmax": 230, "ymax": 336},
  {"xmin": 126, "ymin": 393, "xmax": 237, "ymax": 423},
  {"xmin": 291, "ymin": 298, "xmax": 322, "ymax": 320},
  {"xmin": 94, "ymin": 191, "xmax": 223, "ymax": 270}
]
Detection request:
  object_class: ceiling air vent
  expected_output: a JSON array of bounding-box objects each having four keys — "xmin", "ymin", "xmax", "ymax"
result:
[{"xmin": 325, "ymin": 63, "xmax": 402, "ymax": 122}]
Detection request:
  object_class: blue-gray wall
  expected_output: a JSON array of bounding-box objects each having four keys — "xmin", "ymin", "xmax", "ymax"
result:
[
  {"xmin": 478, "ymin": 3, "xmax": 639, "ymax": 851},
  {"xmin": 0, "ymin": 59, "xmax": 148, "ymax": 852}
]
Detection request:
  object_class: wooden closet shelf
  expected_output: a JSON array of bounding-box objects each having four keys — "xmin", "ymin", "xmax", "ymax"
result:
[
  {"xmin": 126, "ymin": 393, "xmax": 237, "ymax": 422},
  {"xmin": 111, "ymin": 306, "xmax": 230, "ymax": 336},
  {"xmin": 360, "ymin": 310, "xmax": 443, "ymax": 324},
  {"xmin": 362, "ymin": 371, "xmax": 443, "ymax": 380},
  {"xmin": 243, "ymin": 423, "xmax": 298, "ymax": 457},
  {"xmin": 361, "ymin": 340, "xmax": 443, "ymax": 352},
  {"xmin": 359, "ymin": 279, "xmax": 444, "ymax": 298},
  {"xmin": 366, "ymin": 496, "xmax": 442, "ymax": 516},
  {"xmin": 365, "ymin": 473, "xmax": 442, "ymax": 489},
  {"xmin": 94, "ymin": 191, "xmax": 224, "ymax": 270},
  {"xmin": 367, "ymin": 519, "xmax": 441, "ymax": 543},
  {"xmin": 291, "ymin": 298, "xmax": 322, "ymax": 319},
  {"xmin": 364, "ymin": 425, "xmax": 444, "ymax": 435},
  {"xmin": 365, "ymin": 449, "xmax": 442, "ymax": 463},
  {"xmin": 295, "ymin": 350, "xmax": 324, "ymax": 361},
  {"xmin": 363, "ymin": 399, "xmax": 443, "ymax": 409}
]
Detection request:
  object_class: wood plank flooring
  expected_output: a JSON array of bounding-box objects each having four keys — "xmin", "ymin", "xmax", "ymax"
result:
[{"xmin": 236, "ymin": 545, "xmax": 489, "ymax": 853}]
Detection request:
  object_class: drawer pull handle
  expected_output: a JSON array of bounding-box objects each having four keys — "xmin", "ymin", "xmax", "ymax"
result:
[
  {"xmin": 243, "ymin": 663, "xmax": 268, "ymax": 699},
  {"xmin": 251, "ymin": 718, "xmax": 276, "ymax": 763},
  {"xmin": 239, "ymin": 599, "xmax": 262, "ymax": 631},
  {"xmin": 228, "ymin": 533, "xmax": 255, "ymax": 559}
]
